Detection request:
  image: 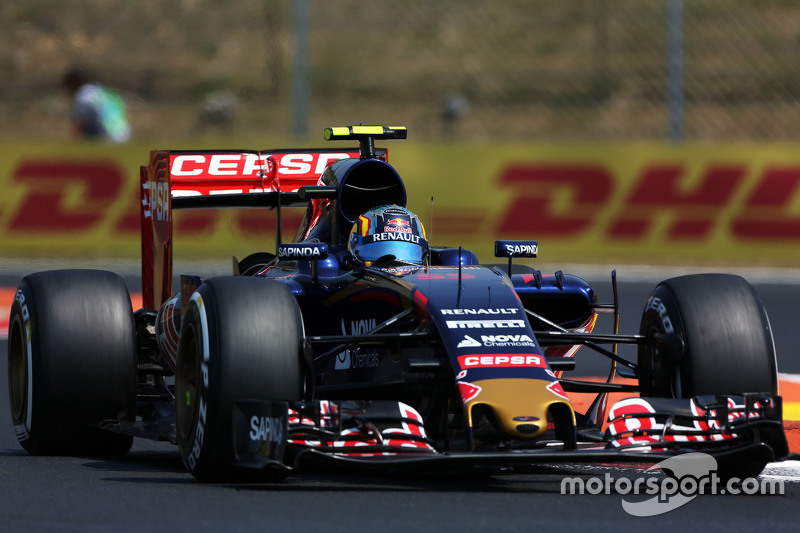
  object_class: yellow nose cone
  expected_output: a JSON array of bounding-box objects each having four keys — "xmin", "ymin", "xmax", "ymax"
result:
[{"xmin": 463, "ymin": 379, "xmax": 575, "ymax": 439}]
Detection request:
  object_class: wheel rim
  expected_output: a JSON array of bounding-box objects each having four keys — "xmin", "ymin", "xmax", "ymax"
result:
[
  {"xmin": 176, "ymin": 323, "xmax": 200, "ymax": 441},
  {"xmin": 8, "ymin": 316, "xmax": 28, "ymax": 422}
]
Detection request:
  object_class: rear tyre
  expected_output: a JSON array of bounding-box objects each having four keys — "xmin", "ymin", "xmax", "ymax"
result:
[
  {"xmin": 638, "ymin": 273, "xmax": 777, "ymax": 398},
  {"xmin": 237, "ymin": 252, "xmax": 276, "ymax": 276},
  {"xmin": 175, "ymin": 277, "xmax": 304, "ymax": 482},
  {"xmin": 8, "ymin": 270, "xmax": 136, "ymax": 456}
]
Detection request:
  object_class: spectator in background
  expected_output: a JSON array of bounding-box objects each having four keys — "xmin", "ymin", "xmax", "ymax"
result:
[{"xmin": 62, "ymin": 67, "xmax": 131, "ymax": 143}]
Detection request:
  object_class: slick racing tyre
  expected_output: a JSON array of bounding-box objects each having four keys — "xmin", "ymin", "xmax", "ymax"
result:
[
  {"xmin": 175, "ymin": 277, "xmax": 304, "ymax": 482},
  {"xmin": 638, "ymin": 273, "xmax": 777, "ymax": 398},
  {"xmin": 7, "ymin": 270, "xmax": 136, "ymax": 456},
  {"xmin": 236, "ymin": 252, "xmax": 276, "ymax": 276}
]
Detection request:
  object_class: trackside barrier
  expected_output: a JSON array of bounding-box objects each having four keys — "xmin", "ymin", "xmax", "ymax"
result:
[{"xmin": 2, "ymin": 141, "xmax": 800, "ymax": 265}]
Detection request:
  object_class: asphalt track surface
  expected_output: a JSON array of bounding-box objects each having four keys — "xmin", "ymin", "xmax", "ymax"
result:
[{"xmin": 2, "ymin": 263, "xmax": 800, "ymax": 531}]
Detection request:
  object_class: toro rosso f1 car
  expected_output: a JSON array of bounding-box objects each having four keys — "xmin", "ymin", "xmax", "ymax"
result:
[{"xmin": 7, "ymin": 126, "xmax": 789, "ymax": 481}]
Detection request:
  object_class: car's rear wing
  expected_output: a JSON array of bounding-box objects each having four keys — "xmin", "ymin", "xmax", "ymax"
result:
[{"xmin": 140, "ymin": 147, "xmax": 386, "ymax": 308}]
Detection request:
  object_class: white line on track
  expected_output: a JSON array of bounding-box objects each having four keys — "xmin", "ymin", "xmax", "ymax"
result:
[
  {"xmin": 762, "ymin": 460, "xmax": 800, "ymax": 483},
  {"xmin": 779, "ymin": 373, "xmax": 800, "ymax": 385}
]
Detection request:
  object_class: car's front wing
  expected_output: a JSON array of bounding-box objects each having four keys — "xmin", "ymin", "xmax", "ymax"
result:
[{"xmin": 230, "ymin": 393, "xmax": 790, "ymax": 476}]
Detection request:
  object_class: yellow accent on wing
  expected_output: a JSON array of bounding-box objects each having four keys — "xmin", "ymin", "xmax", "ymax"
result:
[
  {"xmin": 351, "ymin": 126, "xmax": 385, "ymax": 136},
  {"xmin": 324, "ymin": 125, "xmax": 407, "ymax": 140},
  {"xmin": 324, "ymin": 127, "xmax": 350, "ymax": 140}
]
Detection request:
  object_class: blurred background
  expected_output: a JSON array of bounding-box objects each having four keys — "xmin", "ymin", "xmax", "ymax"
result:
[{"xmin": 4, "ymin": 0, "xmax": 800, "ymax": 143}]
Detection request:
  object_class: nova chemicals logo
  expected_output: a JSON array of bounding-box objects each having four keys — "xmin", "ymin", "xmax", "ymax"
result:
[
  {"xmin": 457, "ymin": 335, "xmax": 482, "ymax": 348},
  {"xmin": 456, "ymin": 334, "xmax": 536, "ymax": 348},
  {"xmin": 481, "ymin": 334, "xmax": 535, "ymax": 347}
]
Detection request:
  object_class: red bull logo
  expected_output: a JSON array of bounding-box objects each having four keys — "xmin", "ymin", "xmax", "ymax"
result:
[{"xmin": 386, "ymin": 218, "xmax": 410, "ymax": 226}]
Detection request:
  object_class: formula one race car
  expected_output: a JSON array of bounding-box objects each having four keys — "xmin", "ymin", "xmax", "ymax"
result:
[{"xmin": 7, "ymin": 126, "xmax": 789, "ymax": 482}]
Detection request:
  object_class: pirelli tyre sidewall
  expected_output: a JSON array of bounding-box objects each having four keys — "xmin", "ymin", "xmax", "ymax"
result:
[
  {"xmin": 175, "ymin": 277, "xmax": 304, "ymax": 482},
  {"xmin": 638, "ymin": 273, "xmax": 778, "ymax": 398},
  {"xmin": 7, "ymin": 270, "xmax": 136, "ymax": 455}
]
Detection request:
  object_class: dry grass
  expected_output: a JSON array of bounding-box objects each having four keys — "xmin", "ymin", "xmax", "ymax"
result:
[{"xmin": 3, "ymin": 0, "xmax": 800, "ymax": 142}]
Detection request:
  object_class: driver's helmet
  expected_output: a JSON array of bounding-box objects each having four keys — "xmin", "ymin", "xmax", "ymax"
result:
[{"xmin": 348, "ymin": 205, "xmax": 428, "ymax": 267}]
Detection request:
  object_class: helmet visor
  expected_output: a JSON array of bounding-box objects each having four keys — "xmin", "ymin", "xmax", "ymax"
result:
[{"xmin": 354, "ymin": 239, "xmax": 427, "ymax": 266}]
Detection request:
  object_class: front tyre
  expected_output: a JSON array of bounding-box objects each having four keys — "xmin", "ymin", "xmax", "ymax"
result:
[
  {"xmin": 638, "ymin": 273, "xmax": 777, "ymax": 398},
  {"xmin": 7, "ymin": 270, "xmax": 136, "ymax": 455},
  {"xmin": 175, "ymin": 277, "xmax": 304, "ymax": 482}
]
